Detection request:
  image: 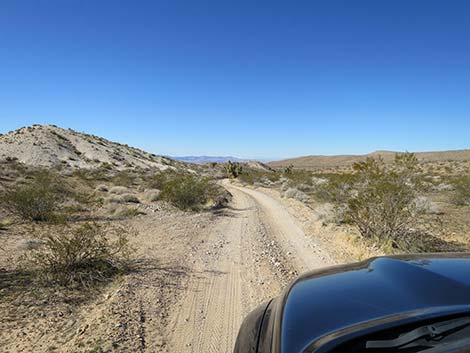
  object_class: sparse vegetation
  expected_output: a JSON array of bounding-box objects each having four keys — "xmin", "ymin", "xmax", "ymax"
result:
[
  {"xmin": 144, "ymin": 169, "xmax": 178, "ymax": 190},
  {"xmin": 283, "ymin": 169, "xmax": 313, "ymax": 186},
  {"xmin": 112, "ymin": 170, "xmax": 136, "ymax": 187},
  {"xmin": 121, "ymin": 193, "xmax": 140, "ymax": 203},
  {"xmin": 109, "ymin": 186, "xmax": 129, "ymax": 195},
  {"xmin": 105, "ymin": 204, "xmax": 144, "ymax": 219},
  {"xmin": 105, "ymin": 194, "xmax": 125, "ymax": 204},
  {"xmin": 143, "ymin": 189, "xmax": 161, "ymax": 202},
  {"xmin": 237, "ymin": 170, "xmax": 280, "ymax": 185},
  {"xmin": 0, "ymin": 170, "xmax": 69, "ymax": 223},
  {"xmin": 24, "ymin": 223, "xmax": 131, "ymax": 286},
  {"xmin": 1, "ymin": 124, "xmax": 469, "ymax": 352},
  {"xmin": 283, "ymin": 187, "xmax": 309, "ymax": 202},
  {"xmin": 95, "ymin": 184, "xmax": 109, "ymax": 192},
  {"xmin": 453, "ymin": 175, "xmax": 470, "ymax": 206}
]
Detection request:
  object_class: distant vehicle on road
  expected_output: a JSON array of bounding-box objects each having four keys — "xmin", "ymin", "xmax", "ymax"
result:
[{"xmin": 234, "ymin": 254, "xmax": 470, "ymax": 353}]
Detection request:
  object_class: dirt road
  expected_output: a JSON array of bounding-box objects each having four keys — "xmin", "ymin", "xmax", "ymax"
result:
[{"xmin": 165, "ymin": 182, "xmax": 334, "ymax": 353}]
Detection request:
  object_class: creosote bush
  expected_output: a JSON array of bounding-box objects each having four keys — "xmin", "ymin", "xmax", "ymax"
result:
[
  {"xmin": 25, "ymin": 222, "xmax": 131, "ymax": 286},
  {"xmin": 0, "ymin": 170, "xmax": 69, "ymax": 223},
  {"xmin": 160, "ymin": 174, "xmax": 217, "ymax": 210},
  {"xmin": 238, "ymin": 170, "xmax": 281, "ymax": 185},
  {"xmin": 144, "ymin": 169, "xmax": 179, "ymax": 190},
  {"xmin": 309, "ymin": 173, "xmax": 356, "ymax": 203},
  {"xmin": 344, "ymin": 153, "xmax": 423, "ymax": 247}
]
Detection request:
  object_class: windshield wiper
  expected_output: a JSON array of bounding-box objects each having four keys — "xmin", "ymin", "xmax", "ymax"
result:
[{"xmin": 366, "ymin": 317, "xmax": 470, "ymax": 349}]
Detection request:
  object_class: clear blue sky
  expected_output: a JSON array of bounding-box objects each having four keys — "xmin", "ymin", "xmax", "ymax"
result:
[{"xmin": 1, "ymin": 0, "xmax": 469, "ymax": 159}]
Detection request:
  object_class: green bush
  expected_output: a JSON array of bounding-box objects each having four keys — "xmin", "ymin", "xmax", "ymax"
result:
[
  {"xmin": 0, "ymin": 170, "xmax": 69, "ymax": 222},
  {"xmin": 160, "ymin": 174, "xmax": 214, "ymax": 210},
  {"xmin": 112, "ymin": 170, "xmax": 137, "ymax": 186},
  {"xmin": 453, "ymin": 175, "xmax": 470, "ymax": 206},
  {"xmin": 238, "ymin": 170, "xmax": 280, "ymax": 185},
  {"xmin": 344, "ymin": 153, "xmax": 423, "ymax": 247},
  {"xmin": 144, "ymin": 169, "xmax": 179, "ymax": 190},
  {"xmin": 25, "ymin": 223, "xmax": 131, "ymax": 286},
  {"xmin": 310, "ymin": 173, "xmax": 356, "ymax": 203},
  {"xmin": 0, "ymin": 218, "xmax": 13, "ymax": 230}
]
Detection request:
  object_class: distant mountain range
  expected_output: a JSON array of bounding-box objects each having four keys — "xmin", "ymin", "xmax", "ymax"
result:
[{"xmin": 171, "ymin": 156, "xmax": 252, "ymax": 164}]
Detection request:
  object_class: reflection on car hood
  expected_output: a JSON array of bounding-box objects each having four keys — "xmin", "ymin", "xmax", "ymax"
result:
[{"xmin": 281, "ymin": 254, "xmax": 470, "ymax": 353}]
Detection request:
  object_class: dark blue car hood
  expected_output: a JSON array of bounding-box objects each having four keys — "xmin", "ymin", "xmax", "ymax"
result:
[{"xmin": 280, "ymin": 254, "xmax": 470, "ymax": 353}]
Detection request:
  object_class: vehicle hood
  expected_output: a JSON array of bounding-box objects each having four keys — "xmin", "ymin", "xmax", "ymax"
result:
[{"xmin": 280, "ymin": 254, "xmax": 470, "ymax": 353}]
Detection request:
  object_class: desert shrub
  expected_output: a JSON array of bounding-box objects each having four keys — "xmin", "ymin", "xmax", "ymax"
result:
[
  {"xmin": 105, "ymin": 204, "xmax": 144, "ymax": 219},
  {"xmin": 112, "ymin": 170, "xmax": 136, "ymax": 186},
  {"xmin": 278, "ymin": 169, "xmax": 348, "ymax": 201},
  {"xmin": 121, "ymin": 193, "xmax": 140, "ymax": 203},
  {"xmin": 100, "ymin": 162, "xmax": 113, "ymax": 170},
  {"xmin": 0, "ymin": 170, "xmax": 69, "ymax": 222},
  {"xmin": 144, "ymin": 169, "xmax": 179, "ymax": 190},
  {"xmin": 115, "ymin": 206, "xmax": 142, "ymax": 219},
  {"xmin": 312, "ymin": 203, "xmax": 340, "ymax": 223},
  {"xmin": 19, "ymin": 239, "xmax": 44, "ymax": 250},
  {"xmin": 143, "ymin": 189, "xmax": 161, "ymax": 202},
  {"xmin": 0, "ymin": 218, "xmax": 14, "ymax": 230},
  {"xmin": 432, "ymin": 183, "xmax": 454, "ymax": 192},
  {"xmin": 344, "ymin": 153, "xmax": 423, "ymax": 247},
  {"xmin": 24, "ymin": 223, "xmax": 131, "ymax": 286},
  {"xmin": 238, "ymin": 170, "xmax": 280, "ymax": 185},
  {"xmin": 237, "ymin": 172, "xmax": 258, "ymax": 185},
  {"xmin": 105, "ymin": 195, "xmax": 125, "ymax": 204},
  {"xmin": 91, "ymin": 167, "xmax": 113, "ymax": 181},
  {"xmin": 312, "ymin": 173, "xmax": 357, "ymax": 203},
  {"xmin": 283, "ymin": 187, "xmax": 309, "ymax": 202},
  {"xmin": 285, "ymin": 169, "xmax": 314, "ymax": 186},
  {"xmin": 453, "ymin": 175, "xmax": 470, "ymax": 206},
  {"xmin": 95, "ymin": 184, "xmax": 109, "ymax": 192},
  {"xmin": 160, "ymin": 174, "xmax": 214, "ymax": 210},
  {"xmin": 413, "ymin": 196, "xmax": 442, "ymax": 215},
  {"xmin": 71, "ymin": 169, "xmax": 97, "ymax": 187},
  {"xmin": 264, "ymin": 172, "xmax": 281, "ymax": 183},
  {"xmin": 311, "ymin": 176, "xmax": 328, "ymax": 187},
  {"xmin": 109, "ymin": 186, "xmax": 128, "ymax": 195},
  {"xmin": 144, "ymin": 170, "xmax": 225, "ymax": 210}
]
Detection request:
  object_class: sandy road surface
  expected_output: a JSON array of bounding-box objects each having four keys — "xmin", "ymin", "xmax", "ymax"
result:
[{"xmin": 165, "ymin": 182, "xmax": 334, "ymax": 353}]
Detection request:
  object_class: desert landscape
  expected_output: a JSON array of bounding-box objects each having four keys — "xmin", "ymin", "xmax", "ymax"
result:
[
  {"xmin": 0, "ymin": 125, "xmax": 469, "ymax": 353},
  {"xmin": 2, "ymin": 1, "xmax": 470, "ymax": 351}
]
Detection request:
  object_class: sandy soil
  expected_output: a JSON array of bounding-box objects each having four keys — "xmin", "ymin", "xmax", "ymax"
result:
[
  {"xmin": 162, "ymin": 182, "xmax": 335, "ymax": 353},
  {"xmin": 1, "ymin": 182, "xmax": 336, "ymax": 353}
]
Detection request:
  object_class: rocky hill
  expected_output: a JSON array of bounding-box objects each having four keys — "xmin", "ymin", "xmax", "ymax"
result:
[
  {"xmin": 0, "ymin": 124, "xmax": 177, "ymax": 170},
  {"xmin": 269, "ymin": 149, "xmax": 470, "ymax": 170}
]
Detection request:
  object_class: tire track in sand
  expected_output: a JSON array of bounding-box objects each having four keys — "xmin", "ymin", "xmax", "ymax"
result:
[{"xmin": 165, "ymin": 182, "xmax": 332, "ymax": 353}]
